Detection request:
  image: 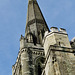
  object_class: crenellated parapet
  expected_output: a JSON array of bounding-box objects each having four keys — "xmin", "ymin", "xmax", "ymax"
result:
[
  {"xmin": 50, "ymin": 27, "xmax": 58, "ymax": 32},
  {"xmin": 44, "ymin": 27, "xmax": 71, "ymax": 56},
  {"xmin": 60, "ymin": 28, "xmax": 67, "ymax": 33},
  {"xmin": 50, "ymin": 27, "xmax": 67, "ymax": 34}
]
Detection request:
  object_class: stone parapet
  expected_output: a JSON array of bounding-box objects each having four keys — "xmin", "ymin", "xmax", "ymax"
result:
[
  {"xmin": 60, "ymin": 28, "xmax": 67, "ymax": 33},
  {"xmin": 50, "ymin": 27, "xmax": 58, "ymax": 32}
]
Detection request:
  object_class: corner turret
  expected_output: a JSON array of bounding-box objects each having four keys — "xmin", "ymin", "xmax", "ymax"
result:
[{"xmin": 50, "ymin": 27, "xmax": 58, "ymax": 32}]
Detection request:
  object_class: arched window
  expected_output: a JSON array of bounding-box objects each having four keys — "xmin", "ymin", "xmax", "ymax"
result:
[{"xmin": 34, "ymin": 57, "xmax": 45, "ymax": 75}]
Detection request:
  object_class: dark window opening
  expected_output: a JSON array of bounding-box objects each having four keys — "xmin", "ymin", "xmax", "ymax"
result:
[
  {"xmin": 52, "ymin": 61, "xmax": 54, "ymax": 64},
  {"xmin": 41, "ymin": 58, "xmax": 45, "ymax": 63},
  {"xmin": 38, "ymin": 63, "xmax": 42, "ymax": 75},
  {"xmin": 40, "ymin": 29, "xmax": 45, "ymax": 39},
  {"xmin": 59, "ymin": 42, "xmax": 60, "ymax": 46},
  {"xmin": 33, "ymin": 36, "xmax": 37, "ymax": 45},
  {"xmin": 73, "ymin": 51, "xmax": 75, "ymax": 56},
  {"xmin": 33, "ymin": 31, "xmax": 35, "ymax": 35},
  {"xmin": 19, "ymin": 65, "xmax": 22, "ymax": 75},
  {"xmin": 27, "ymin": 39, "xmax": 28, "ymax": 42}
]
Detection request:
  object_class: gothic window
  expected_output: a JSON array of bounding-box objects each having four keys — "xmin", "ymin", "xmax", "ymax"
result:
[{"xmin": 35, "ymin": 57, "xmax": 45, "ymax": 75}]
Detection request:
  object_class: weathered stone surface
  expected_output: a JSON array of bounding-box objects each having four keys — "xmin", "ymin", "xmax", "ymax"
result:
[
  {"xmin": 25, "ymin": 0, "xmax": 49, "ymax": 44},
  {"xmin": 12, "ymin": 0, "xmax": 75, "ymax": 75},
  {"xmin": 44, "ymin": 29, "xmax": 71, "ymax": 56}
]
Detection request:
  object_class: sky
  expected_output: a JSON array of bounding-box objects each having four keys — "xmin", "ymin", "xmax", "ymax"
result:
[{"xmin": 0, "ymin": 0, "xmax": 75, "ymax": 75}]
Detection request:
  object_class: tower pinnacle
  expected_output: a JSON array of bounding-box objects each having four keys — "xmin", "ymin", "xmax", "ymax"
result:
[{"xmin": 25, "ymin": 0, "xmax": 49, "ymax": 45}]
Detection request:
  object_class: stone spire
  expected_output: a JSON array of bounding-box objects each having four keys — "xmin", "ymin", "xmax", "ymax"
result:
[{"xmin": 25, "ymin": 0, "xmax": 49, "ymax": 45}]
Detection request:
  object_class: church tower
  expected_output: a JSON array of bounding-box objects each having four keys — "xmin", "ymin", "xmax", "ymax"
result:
[
  {"xmin": 25, "ymin": 0, "xmax": 49, "ymax": 45},
  {"xmin": 12, "ymin": 0, "xmax": 75, "ymax": 75},
  {"xmin": 12, "ymin": 0, "xmax": 49, "ymax": 75}
]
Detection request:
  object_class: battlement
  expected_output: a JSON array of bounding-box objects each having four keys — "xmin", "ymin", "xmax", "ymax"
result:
[
  {"xmin": 44, "ymin": 27, "xmax": 67, "ymax": 37},
  {"xmin": 50, "ymin": 27, "xmax": 58, "ymax": 32},
  {"xmin": 50, "ymin": 27, "xmax": 66, "ymax": 33},
  {"xmin": 50, "ymin": 27, "xmax": 67, "ymax": 33},
  {"xmin": 60, "ymin": 28, "xmax": 67, "ymax": 33}
]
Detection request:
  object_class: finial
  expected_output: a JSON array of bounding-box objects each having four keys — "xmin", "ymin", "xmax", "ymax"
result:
[{"xmin": 20, "ymin": 34, "xmax": 24, "ymax": 41}]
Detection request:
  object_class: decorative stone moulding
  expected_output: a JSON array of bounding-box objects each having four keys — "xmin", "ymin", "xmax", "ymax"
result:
[
  {"xmin": 50, "ymin": 27, "xmax": 58, "ymax": 32},
  {"xmin": 32, "ymin": 51, "xmax": 44, "ymax": 55},
  {"xmin": 21, "ymin": 49, "xmax": 26, "ymax": 53},
  {"xmin": 60, "ymin": 28, "xmax": 67, "ymax": 33}
]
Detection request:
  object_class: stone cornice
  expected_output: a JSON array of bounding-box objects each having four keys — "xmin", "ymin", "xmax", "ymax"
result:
[{"xmin": 26, "ymin": 19, "xmax": 46, "ymax": 27}]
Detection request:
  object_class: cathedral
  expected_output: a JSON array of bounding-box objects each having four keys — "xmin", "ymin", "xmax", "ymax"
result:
[{"xmin": 12, "ymin": 0, "xmax": 75, "ymax": 75}]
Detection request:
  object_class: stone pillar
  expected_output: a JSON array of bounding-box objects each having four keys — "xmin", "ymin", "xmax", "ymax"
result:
[{"xmin": 21, "ymin": 49, "xmax": 31, "ymax": 75}]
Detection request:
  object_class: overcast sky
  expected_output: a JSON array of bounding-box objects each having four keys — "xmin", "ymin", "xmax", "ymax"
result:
[{"xmin": 0, "ymin": 0, "xmax": 75, "ymax": 75}]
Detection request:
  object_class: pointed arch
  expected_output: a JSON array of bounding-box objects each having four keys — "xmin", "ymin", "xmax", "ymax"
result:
[{"xmin": 34, "ymin": 56, "xmax": 45, "ymax": 75}]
